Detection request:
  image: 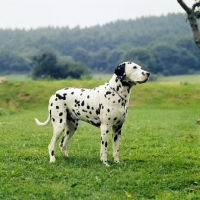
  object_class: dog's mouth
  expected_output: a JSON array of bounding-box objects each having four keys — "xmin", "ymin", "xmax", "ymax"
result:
[{"xmin": 134, "ymin": 78, "xmax": 149, "ymax": 84}]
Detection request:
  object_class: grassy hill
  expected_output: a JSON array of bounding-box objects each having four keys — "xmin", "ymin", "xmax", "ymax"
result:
[{"xmin": 0, "ymin": 79, "xmax": 200, "ymax": 112}]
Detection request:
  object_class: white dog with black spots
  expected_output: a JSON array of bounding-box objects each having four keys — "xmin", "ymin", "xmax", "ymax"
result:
[{"xmin": 35, "ymin": 62, "xmax": 150, "ymax": 166}]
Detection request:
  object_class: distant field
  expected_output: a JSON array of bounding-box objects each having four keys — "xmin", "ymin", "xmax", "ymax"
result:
[
  {"xmin": 156, "ymin": 74, "xmax": 200, "ymax": 84},
  {"xmin": 2, "ymin": 74, "xmax": 31, "ymax": 82},
  {"xmin": 3, "ymin": 73, "xmax": 200, "ymax": 84}
]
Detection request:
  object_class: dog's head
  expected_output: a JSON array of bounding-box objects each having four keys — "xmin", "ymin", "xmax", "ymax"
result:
[{"xmin": 114, "ymin": 62, "xmax": 150, "ymax": 84}]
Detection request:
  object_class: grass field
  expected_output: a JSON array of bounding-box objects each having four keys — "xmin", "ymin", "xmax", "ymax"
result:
[
  {"xmin": 0, "ymin": 106, "xmax": 200, "ymax": 199},
  {"xmin": 0, "ymin": 77, "xmax": 200, "ymax": 199}
]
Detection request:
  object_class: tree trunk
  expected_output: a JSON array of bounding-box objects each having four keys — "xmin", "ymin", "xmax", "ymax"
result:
[{"xmin": 177, "ymin": 0, "xmax": 200, "ymax": 49}]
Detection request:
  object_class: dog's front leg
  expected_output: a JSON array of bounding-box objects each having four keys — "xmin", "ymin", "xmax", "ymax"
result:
[
  {"xmin": 112, "ymin": 125, "xmax": 122, "ymax": 163},
  {"xmin": 100, "ymin": 124, "xmax": 110, "ymax": 166}
]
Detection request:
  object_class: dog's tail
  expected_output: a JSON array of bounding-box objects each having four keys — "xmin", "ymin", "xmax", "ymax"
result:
[{"xmin": 35, "ymin": 115, "xmax": 51, "ymax": 126}]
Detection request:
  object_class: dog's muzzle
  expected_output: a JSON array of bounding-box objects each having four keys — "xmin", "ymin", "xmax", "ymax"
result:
[{"xmin": 135, "ymin": 72, "xmax": 150, "ymax": 84}]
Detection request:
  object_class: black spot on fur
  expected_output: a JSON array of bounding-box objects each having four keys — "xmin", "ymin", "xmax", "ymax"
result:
[
  {"xmin": 81, "ymin": 101, "xmax": 85, "ymax": 106},
  {"xmin": 96, "ymin": 108, "xmax": 100, "ymax": 115},
  {"xmin": 106, "ymin": 91, "xmax": 111, "ymax": 95},
  {"xmin": 88, "ymin": 120, "xmax": 101, "ymax": 127},
  {"xmin": 50, "ymin": 103, "xmax": 53, "ymax": 106},
  {"xmin": 60, "ymin": 118, "xmax": 63, "ymax": 123},
  {"xmin": 114, "ymin": 125, "xmax": 122, "ymax": 133},
  {"xmin": 56, "ymin": 93, "xmax": 67, "ymax": 100},
  {"xmin": 59, "ymin": 112, "xmax": 63, "ymax": 116},
  {"xmin": 51, "ymin": 150, "xmax": 54, "ymax": 156},
  {"xmin": 114, "ymin": 63, "xmax": 126, "ymax": 80},
  {"xmin": 105, "ymin": 91, "xmax": 112, "ymax": 98},
  {"xmin": 60, "ymin": 137, "xmax": 64, "ymax": 147},
  {"xmin": 56, "ymin": 106, "xmax": 59, "ymax": 109},
  {"xmin": 75, "ymin": 99, "xmax": 80, "ymax": 106},
  {"xmin": 114, "ymin": 135, "xmax": 118, "ymax": 142},
  {"xmin": 105, "ymin": 141, "xmax": 108, "ymax": 148}
]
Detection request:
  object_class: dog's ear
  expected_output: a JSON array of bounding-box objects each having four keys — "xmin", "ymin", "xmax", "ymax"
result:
[{"xmin": 114, "ymin": 63, "xmax": 126, "ymax": 80}]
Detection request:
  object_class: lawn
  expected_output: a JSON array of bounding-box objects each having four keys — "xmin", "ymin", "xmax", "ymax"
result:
[{"xmin": 0, "ymin": 105, "xmax": 200, "ymax": 199}]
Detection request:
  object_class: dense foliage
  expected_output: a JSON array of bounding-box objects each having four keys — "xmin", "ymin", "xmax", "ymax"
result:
[
  {"xmin": 0, "ymin": 13, "xmax": 199, "ymax": 77},
  {"xmin": 30, "ymin": 50, "xmax": 89, "ymax": 79}
]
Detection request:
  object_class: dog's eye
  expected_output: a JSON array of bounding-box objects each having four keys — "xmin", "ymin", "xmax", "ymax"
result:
[{"xmin": 133, "ymin": 66, "xmax": 137, "ymax": 69}]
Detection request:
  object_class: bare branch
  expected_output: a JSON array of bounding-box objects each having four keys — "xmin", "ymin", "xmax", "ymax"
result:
[
  {"xmin": 177, "ymin": 0, "xmax": 200, "ymax": 49},
  {"xmin": 177, "ymin": 0, "xmax": 192, "ymax": 14},
  {"xmin": 192, "ymin": 2, "xmax": 200, "ymax": 11}
]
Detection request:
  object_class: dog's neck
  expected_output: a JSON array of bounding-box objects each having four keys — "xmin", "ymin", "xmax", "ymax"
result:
[{"xmin": 108, "ymin": 74, "xmax": 133, "ymax": 101}]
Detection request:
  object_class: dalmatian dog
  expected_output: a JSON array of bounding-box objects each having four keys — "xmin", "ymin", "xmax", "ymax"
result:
[{"xmin": 35, "ymin": 62, "xmax": 150, "ymax": 166}]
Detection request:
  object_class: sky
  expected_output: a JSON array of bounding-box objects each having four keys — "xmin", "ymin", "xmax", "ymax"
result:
[{"xmin": 0, "ymin": 0, "xmax": 193, "ymax": 30}]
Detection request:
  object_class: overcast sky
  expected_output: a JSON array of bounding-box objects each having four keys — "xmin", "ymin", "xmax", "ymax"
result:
[{"xmin": 0, "ymin": 0, "xmax": 193, "ymax": 30}]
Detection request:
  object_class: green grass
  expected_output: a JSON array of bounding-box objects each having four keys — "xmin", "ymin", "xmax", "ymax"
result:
[
  {"xmin": 0, "ymin": 106, "xmax": 200, "ymax": 199},
  {"xmin": 0, "ymin": 81, "xmax": 200, "ymax": 111}
]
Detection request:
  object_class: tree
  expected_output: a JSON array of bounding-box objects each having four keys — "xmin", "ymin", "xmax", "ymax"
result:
[
  {"xmin": 30, "ymin": 50, "xmax": 91, "ymax": 79},
  {"xmin": 0, "ymin": 51, "xmax": 30, "ymax": 74},
  {"xmin": 30, "ymin": 50, "xmax": 57, "ymax": 79},
  {"xmin": 177, "ymin": 0, "xmax": 200, "ymax": 48}
]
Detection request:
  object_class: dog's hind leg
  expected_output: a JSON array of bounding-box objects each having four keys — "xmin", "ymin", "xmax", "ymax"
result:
[
  {"xmin": 59, "ymin": 119, "xmax": 79, "ymax": 157},
  {"xmin": 48, "ymin": 118, "xmax": 66, "ymax": 163},
  {"xmin": 112, "ymin": 124, "xmax": 122, "ymax": 163}
]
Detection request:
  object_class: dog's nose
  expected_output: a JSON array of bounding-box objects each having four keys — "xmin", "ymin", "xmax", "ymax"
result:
[
  {"xmin": 142, "ymin": 71, "xmax": 150, "ymax": 77},
  {"xmin": 146, "ymin": 72, "xmax": 150, "ymax": 77}
]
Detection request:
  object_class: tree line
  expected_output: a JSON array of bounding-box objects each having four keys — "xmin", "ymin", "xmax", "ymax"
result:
[{"xmin": 0, "ymin": 13, "xmax": 199, "ymax": 79}]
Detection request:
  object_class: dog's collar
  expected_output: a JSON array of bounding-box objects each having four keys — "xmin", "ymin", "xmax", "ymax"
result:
[{"xmin": 110, "ymin": 87, "xmax": 126, "ymax": 102}]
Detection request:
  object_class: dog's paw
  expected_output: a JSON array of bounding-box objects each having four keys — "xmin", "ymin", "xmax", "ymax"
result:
[
  {"xmin": 50, "ymin": 157, "xmax": 56, "ymax": 163},
  {"xmin": 59, "ymin": 147, "xmax": 69, "ymax": 157},
  {"xmin": 63, "ymin": 151, "xmax": 69, "ymax": 157},
  {"xmin": 101, "ymin": 159, "xmax": 109, "ymax": 166},
  {"xmin": 113, "ymin": 155, "xmax": 120, "ymax": 163},
  {"xmin": 114, "ymin": 159, "xmax": 120, "ymax": 164}
]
